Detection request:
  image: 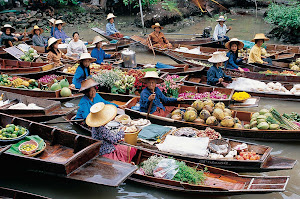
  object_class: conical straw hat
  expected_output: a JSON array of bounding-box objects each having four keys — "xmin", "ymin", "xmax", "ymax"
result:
[
  {"xmin": 251, "ymin": 33, "xmax": 269, "ymax": 42},
  {"xmin": 92, "ymin": 36, "xmax": 104, "ymax": 44},
  {"xmin": 47, "ymin": 37, "xmax": 62, "ymax": 50},
  {"xmin": 31, "ymin": 25, "xmax": 44, "ymax": 35},
  {"xmin": 225, "ymin": 38, "xmax": 244, "ymax": 50},
  {"xmin": 107, "ymin": 13, "xmax": 117, "ymax": 20},
  {"xmin": 140, "ymin": 71, "xmax": 164, "ymax": 84},
  {"xmin": 77, "ymin": 53, "xmax": 97, "ymax": 63},
  {"xmin": 86, "ymin": 103, "xmax": 118, "ymax": 127},
  {"xmin": 79, "ymin": 78, "xmax": 99, "ymax": 93},
  {"xmin": 208, "ymin": 51, "xmax": 229, "ymax": 63},
  {"xmin": 151, "ymin": 23, "xmax": 164, "ymax": 29}
]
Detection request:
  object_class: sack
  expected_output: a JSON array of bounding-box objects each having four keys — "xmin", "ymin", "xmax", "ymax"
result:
[{"xmin": 153, "ymin": 159, "xmax": 179, "ymax": 180}]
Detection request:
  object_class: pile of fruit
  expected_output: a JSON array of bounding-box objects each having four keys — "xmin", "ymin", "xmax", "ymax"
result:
[
  {"xmin": 232, "ymin": 91, "xmax": 251, "ymax": 101},
  {"xmin": 0, "ymin": 74, "xmax": 12, "ymax": 86},
  {"xmin": 19, "ymin": 142, "xmax": 37, "ymax": 152},
  {"xmin": 283, "ymin": 112, "xmax": 300, "ymax": 123},
  {"xmin": 0, "ymin": 124, "xmax": 27, "ymax": 140},
  {"xmin": 259, "ymin": 70, "xmax": 299, "ymax": 76},
  {"xmin": 50, "ymin": 79, "xmax": 72, "ymax": 97},
  {"xmin": 20, "ymin": 48, "xmax": 39, "ymax": 62},
  {"xmin": 171, "ymin": 100, "xmax": 243, "ymax": 129},
  {"xmin": 178, "ymin": 91, "xmax": 228, "ymax": 100},
  {"xmin": 64, "ymin": 63, "xmax": 79, "ymax": 74},
  {"xmin": 289, "ymin": 58, "xmax": 300, "ymax": 71},
  {"xmin": 90, "ymin": 63, "xmax": 112, "ymax": 72},
  {"xmin": 185, "ymin": 59, "xmax": 211, "ymax": 67},
  {"xmin": 238, "ymin": 49, "xmax": 250, "ymax": 57},
  {"xmin": 0, "ymin": 74, "xmax": 39, "ymax": 90},
  {"xmin": 236, "ymin": 151, "xmax": 260, "ymax": 161}
]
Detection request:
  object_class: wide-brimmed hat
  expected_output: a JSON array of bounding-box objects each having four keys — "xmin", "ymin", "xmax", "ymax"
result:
[
  {"xmin": 140, "ymin": 71, "xmax": 164, "ymax": 84},
  {"xmin": 55, "ymin": 20, "xmax": 66, "ymax": 26},
  {"xmin": 31, "ymin": 25, "xmax": 44, "ymax": 35},
  {"xmin": 79, "ymin": 78, "xmax": 99, "ymax": 92},
  {"xmin": 47, "ymin": 37, "xmax": 62, "ymax": 50},
  {"xmin": 251, "ymin": 33, "xmax": 269, "ymax": 42},
  {"xmin": 151, "ymin": 23, "xmax": 163, "ymax": 30},
  {"xmin": 92, "ymin": 36, "xmax": 104, "ymax": 45},
  {"xmin": 225, "ymin": 38, "xmax": 244, "ymax": 50},
  {"xmin": 86, "ymin": 102, "xmax": 118, "ymax": 127},
  {"xmin": 107, "ymin": 13, "xmax": 116, "ymax": 20},
  {"xmin": 216, "ymin": 16, "xmax": 226, "ymax": 22},
  {"xmin": 1, "ymin": 24, "xmax": 15, "ymax": 33},
  {"xmin": 48, "ymin": 18, "xmax": 55, "ymax": 24},
  {"xmin": 77, "ymin": 53, "xmax": 97, "ymax": 63},
  {"xmin": 208, "ymin": 51, "xmax": 229, "ymax": 63}
]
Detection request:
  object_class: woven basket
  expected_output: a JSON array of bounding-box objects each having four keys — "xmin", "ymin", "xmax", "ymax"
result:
[{"xmin": 208, "ymin": 139, "xmax": 231, "ymax": 156}]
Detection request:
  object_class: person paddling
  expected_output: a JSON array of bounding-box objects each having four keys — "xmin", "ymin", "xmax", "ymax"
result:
[
  {"xmin": 213, "ymin": 16, "xmax": 231, "ymax": 43},
  {"xmin": 147, "ymin": 23, "xmax": 172, "ymax": 49}
]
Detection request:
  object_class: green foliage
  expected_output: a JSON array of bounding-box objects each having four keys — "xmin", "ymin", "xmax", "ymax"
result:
[
  {"xmin": 123, "ymin": 0, "xmax": 159, "ymax": 8},
  {"xmin": 162, "ymin": 0, "xmax": 181, "ymax": 16},
  {"xmin": 0, "ymin": 0, "xmax": 6, "ymax": 6},
  {"xmin": 172, "ymin": 161, "xmax": 206, "ymax": 185}
]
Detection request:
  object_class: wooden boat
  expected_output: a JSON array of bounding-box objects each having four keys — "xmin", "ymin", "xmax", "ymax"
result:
[
  {"xmin": 0, "ymin": 112, "xmax": 137, "ymax": 187},
  {"xmin": 0, "ymin": 186, "xmax": 50, "ymax": 199},
  {"xmin": 125, "ymin": 97, "xmax": 300, "ymax": 141},
  {"xmin": 129, "ymin": 149, "xmax": 289, "ymax": 195},
  {"xmin": 0, "ymin": 91, "xmax": 77, "ymax": 122}
]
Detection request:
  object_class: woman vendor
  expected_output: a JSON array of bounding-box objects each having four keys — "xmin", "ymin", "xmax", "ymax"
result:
[
  {"xmin": 248, "ymin": 33, "xmax": 272, "ymax": 65},
  {"xmin": 31, "ymin": 25, "xmax": 47, "ymax": 48},
  {"xmin": 207, "ymin": 51, "xmax": 232, "ymax": 87},
  {"xmin": 75, "ymin": 78, "xmax": 126, "ymax": 120},
  {"xmin": 54, "ymin": 20, "xmax": 69, "ymax": 43},
  {"xmin": 147, "ymin": 23, "xmax": 172, "ymax": 49},
  {"xmin": 0, "ymin": 24, "xmax": 24, "ymax": 47},
  {"xmin": 225, "ymin": 38, "xmax": 249, "ymax": 72},
  {"xmin": 139, "ymin": 71, "xmax": 183, "ymax": 117},
  {"xmin": 66, "ymin": 32, "xmax": 88, "ymax": 58},
  {"xmin": 213, "ymin": 16, "xmax": 231, "ymax": 43},
  {"xmin": 91, "ymin": 36, "xmax": 117, "ymax": 64},
  {"xmin": 106, "ymin": 13, "xmax": 123, "ymax": 38},
  {"xmin": 47, "ymin": 37, "xmax": 75, "ymax": 67},
  {"xmin": 86, "ymin": 102, "xmax": 136, "ymax": 163}
]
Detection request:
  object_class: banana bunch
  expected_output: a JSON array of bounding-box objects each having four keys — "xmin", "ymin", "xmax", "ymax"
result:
[{"xmin": 12, "ymin": 78, "xmax": 24, "ymax": 88}]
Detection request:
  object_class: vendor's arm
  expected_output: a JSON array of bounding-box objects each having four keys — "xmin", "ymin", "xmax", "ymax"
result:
[
  {"xmin": 96, "ymin": 126, "xmax": 124, "ymax": 144},
  {"xmin": 95, "ymin": 93, "xmax": 119, "ymax": 108},
  {"xmin": 156, "ymin": 88, "xmax": 177, "ymax": 104},
  {"xmin": 207, "ymin": 68, "xmax": 219, "ymax": 85},
  {"xmin": 227, "ymin": 52, "xmax": 239, "ymax": 69},
  {"xmin": 223, "ymin": 72, "xmax": 232, "ymax": 81},
  {"xmin": 139, "ymin": 89, "xmax": 151, "ymax": 113},
  {"xmin": 213, "ymin": 25, "xmax": 219, "ymax": 41},
  {"xmin": 75, "ymin": 101, "xmax": 90, "ymax": 120},
  {"xmin": 104, "ymin": 51, "xmax": 112, "ymax": 59},
  {"xmin": 72, "ymin": 67, "xmax": 84, "ymax": 89},
  {"xmin": 0, "ymin": 34, "xmax": 16, "ymax": 42}
]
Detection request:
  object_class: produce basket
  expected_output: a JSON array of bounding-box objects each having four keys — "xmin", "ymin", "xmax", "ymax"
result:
[
  {"xmin": 196, "ymin": 127, "xmax": 221, "ymax": 140},
  {"xmin": 208, "ymin": 139, "xmax": 231, "ymax": 156}
]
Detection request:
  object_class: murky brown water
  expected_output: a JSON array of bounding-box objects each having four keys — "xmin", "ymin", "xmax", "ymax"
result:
[{"xmin": 1, "ymin": 14, "xmax": 300, "ymax": 199}]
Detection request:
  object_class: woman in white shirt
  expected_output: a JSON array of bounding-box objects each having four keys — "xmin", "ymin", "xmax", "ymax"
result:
[
  {"xmin": 213, "ymin": 16, "xmax": 231, "ymax": 43},
  {"xmin": 66, "ymin": 32, "xmax": 88, "ymax": 58}
]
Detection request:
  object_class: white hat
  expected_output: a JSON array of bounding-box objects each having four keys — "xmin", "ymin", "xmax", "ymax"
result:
[
  {"xmin": 208, "ymin": 51, "xmax": 229, "ymax": 63},
  {"xmin": 48, "ymin": 18, "xmax": 56, "ymax": 24},
  {"xmin": 86, "ymin": 102, "xmax": 118, "ymax": 127},
  {"xmin": 92, "ymin": 36, "xmax": 104, "ymax": 44},
  {"xmin": 216, "ymin": 16, "xmax": 226, "ymax": 22},
  {"xmin": 107, "ymin": 13, "xmax": 116, "ymax": 20},
  {"xmin": 55, "ymin": 20, "xmax": 66, "ymax": 26},
  {"xmin": 140, "ymin": 71, "xmax": 164, "ymax": 84},
  {"xmin": 225, "ymin": 38, "xmax": 244, "ymax": 50},
  {"xmin": 151, "ymin": 23, "xmax": 163, "ymax": 30},
  {"xmin": 1, "ymin": 24, "xmax": 15, "ymax": 33},
  {"xmin": 47, "ymin": 37, "xmax": 62, "ymax": 50},
  {"xmin": 77, "ymin": 53, "xmax": 97, "ymax": 63}
]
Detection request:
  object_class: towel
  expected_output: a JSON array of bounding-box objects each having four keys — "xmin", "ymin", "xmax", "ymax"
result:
[{"xmin": 138, "ymin": 124, "xmax": 171, "ymax": 140}]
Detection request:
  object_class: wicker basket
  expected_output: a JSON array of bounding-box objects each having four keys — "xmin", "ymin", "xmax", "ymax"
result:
[{"xmin": 208, "ymin": 139, "xmax": 231, "ymax": 156}]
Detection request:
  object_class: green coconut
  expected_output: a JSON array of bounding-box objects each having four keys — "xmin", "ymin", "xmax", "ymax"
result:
[
  {"xmin": 184, "ymin": 110, "xmax": 197, "ymax": 122},
  {"xmin": 191, "ymin": 100, "xmax": 204, "ymax": 111}
]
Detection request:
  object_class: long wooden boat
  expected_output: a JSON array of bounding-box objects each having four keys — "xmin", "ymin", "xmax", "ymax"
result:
[
  {"xmin": 129, "ymin": 149, "xmax": 289, "ymax": 195},
  {"xmin": 0, "ymin": 112, "xmax": 137, "ymax": 187},
  {"xmin": 125, "ymin": 97, "xmax": 300, "ymax": 141},
  {"xmin": 0, "ymin": 91, "xmax": 77, "ymax": 122},
  {"xmin": 0, "ymin": 186, "xmax": 50, "ymax": 199}
]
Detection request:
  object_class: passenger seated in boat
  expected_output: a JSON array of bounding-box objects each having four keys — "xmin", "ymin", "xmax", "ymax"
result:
[
  {"xmin": 0, "ymin": 24, "xmax": 24, "ymax": 47},
  {"xmin": 147, "ymin": 23, "xmax": 172, "ymax": 49},
  {"xmin": 75, "ymin": 78, "xmax": 125, "ymax": 120},
  {"xmin": 207, "ymin": 52, "xmax": 232, "ymax": 87},
  {"xmin": 106, "ymin": 13, "xmax": 124, "ymax": 38},
  {"xmin": 139, "ymin": 71, "xmax": 183, "ymax": 117},
  {"xmin": 47, "ymin": 37, "xmax": 75, "ymax": 67},
  {"xmin": 86, "ymin": 102, "xmax": 136, "ymax": 163},
  {"xmin": 54, "ymin": 20, "xmax": 70, "ymax": 43},
  {"xmin": 225, "ymin": 38, "xmax": 249, "ymax": 73},
  {"xmin": 31, "ymin": 25, "xmax": 47, "ymax": 48},
  {"xmin": 66, "ymin": 32, "xmax": 87, "ymax": 59},
  {"xmin": 213, "ymin": 16, "xmax": 231, "ymax": 43},
  {"xmin": 248, "ymin": 33, "xmax": 272, "ymax": 65},
  {"xmin": 91, "ymin": 36, "xmax": 117, "ymax": 64}
]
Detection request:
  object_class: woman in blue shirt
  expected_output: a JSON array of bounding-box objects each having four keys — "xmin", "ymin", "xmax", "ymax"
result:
[
  {"xmin": 207, "ymin": 51, "xmax": 233, "ymax": 87},
  {"xmin": 54, "ymin": 20, "xmax": 69, "ymax": 43},
  {"xmin": 91, "ymin": 36, "xmax": 116, "ymax": 64},
  {"xmin": 105, "ymin": 13, "xmax": 123, "ymax": 38},
  {"xmin": 139, "ymin": 71, "xmax": 183, "ymax": 117},
  {"xmin": 75, "ymin": 78, "xmax": 126, "ymax": 120}
]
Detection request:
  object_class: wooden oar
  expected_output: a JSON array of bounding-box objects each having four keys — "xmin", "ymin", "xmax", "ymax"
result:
[
  {"xmin": 146, "ymin": 100, "xmax": 154, "ymax": 119},
  {"xmin": 164, "ymin": 33, "xmax": 203, "ymax": 36},
  {"xmin": 42, "ymin": 119, "xmax": 84, "ymax": 125},
  {"xmin": 147, "ymin": 36, "xmax": 156, "ymax": 57}
]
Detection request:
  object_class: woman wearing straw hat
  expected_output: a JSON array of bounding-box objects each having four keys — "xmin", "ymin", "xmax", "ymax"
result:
[
  {"xmin": 213, "ymin": 16, "xmax": 231, "ymax": 43},
  {"xmin": 75, "ymin": 78, "xmax": 125, "ymax": 120},
  {"xmin": 91, "ymin": 36, "xmax": 117, "ymax": 64},
  {"xmin": 47, "ymin": 37, "xmax": 75, "ymax": 67},
  {"xmin": 248, "ymin": 33, "xmax": 272, "ymax": 65},
  {"xmin": 54, "ymin": 20, "xmax": 70, "ymax": 43},
  {"xmin": 139, "ymin": 71, "xmax": 183, "ymax": 117},
  {"xmin": 66, "ymin": 32, "xmax": 88, "ymax": 58},
  {"xmin": 225, "ymin": 38, "xmax": 249, "ymax": 73},
  {"xmin": 207, "ymin": 51, "xmax": 233, "ymax": 87},
  {"xmin": 106, "ymin": 13, "xmax": 123, "ymax": 38},
  {"xmin": 70, "ymin": 53, "xmax": 96, "ymax": 89},
  {"xmin": 86, "ymin": 102, "xmax": 137, "ymax": 162},
  {"xmin": 147, "ymin": 23, "xmax": 172, "ymax": 49},
  {"xmin": 31, "ymin": 25, "xmax": 47, "ymax": 48},
  {"xmin": 0, "ymin": 24, "xmax": 24, "ymax": 47}
]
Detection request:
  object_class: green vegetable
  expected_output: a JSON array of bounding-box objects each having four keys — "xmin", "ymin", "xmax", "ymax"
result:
[
  {"xmin": 257, "ymin": 122, "xmax": 269, "ymax": 130},
  {"xmin": 140, "ymin": 155, "xmax": 164, "ymax": 176},
  {"xmin": 270, "ymin": 108, "xmax": 299, "ymax": 130},
  {"xmin": 266, "ymin": 116, "xmax": 279, "ymax": 125},
  {"xmin": 172, "ymin": 161, "xmax": 206, "ymax": 185}
]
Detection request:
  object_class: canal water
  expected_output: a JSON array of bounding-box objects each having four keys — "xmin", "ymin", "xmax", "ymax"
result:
[{"xmin": 1, "ymin": 14, "xmax": 300, "ymax": 199}]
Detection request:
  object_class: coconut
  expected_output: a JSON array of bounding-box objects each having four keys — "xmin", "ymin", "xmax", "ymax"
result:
[
  {"xmin": 203, "ymin": 99, "xmax": 214, "ymax": 107},
  {"xmin": 194, "ymin": 117, "xmax": 205, "ymax": 124},
  {"xmin": 291, "ymin": 65, "xmax": 300, "ymax": 71},
  {"xmin": 186, "ymin": 107, "xmax": 197, "ymax": 113},
  {"xmin": 172, "ymin": 114, "xmax": 182, "ymax": 120},
  {"xmin": 244, "ymin": 124, "xmax": 251, "ymax": 129},
  {"xmin": 172, "ymin": 109, "xmax": 182, "ymax": 116},
  {"xmin": 259, "ymin": 109, "xmax": 269, "ymax": 115},
  {"xmin": 234, "ymin": 123, "xmax": 243, "ymax": 129},
  {"xmin": 215, "ymin": 102, "xmax": 225, "ymax": 110},
  {"xmin": 264, "ymin": 112, "xmax": 272, "ymax": 118},
  {"xmin": 183, "ymin": 110, "xmax": 197, "ymax": 122},
  {"xmin": 199, "ymin": 109, "xmax": 211, "ymax": 120},
  {"xmin": 250, "ymin": 121, "xmax": 258, "ymax": 128},
  {"xmin": 257, "ymin": 122, "xmax": 269, "ymax": 130},
  {"xmin": 220, "ymin": 116, "xmax": 234, "ymax": 127},
  {"xmin": 257, "ymin": 115, "xmax": 267, "ymax": 120},
  {"xmin": 252, "ymin": 112, "xmax": 260, "ymax": 119},
  {"xmin": 224, "ymin": 108, "xmax": 232, "ymax": 117},
  {"xmin": 269, "ymin": 124, "xmax": 279, "ymax": 130},
  {"xmin": 257, "ymin": 118, "xmax": 266, "ymax": 124},
  {"xmin": 203, "ymin": 104, "xmax": 213, "ymax": 113},
  {"xmin": 206, "ymin": 116, "xmax": 218, "ymax": 126},
  {"xmin": 192, "ymin": 100, "xmax": 204, "ymax": 111},
  {"xmin": 233, "ymin": 117, "xmax": 241, "ymax": 124},
  {"xmin": 212, "ymin": 108, "xmax": 225, "ymax": 120}
]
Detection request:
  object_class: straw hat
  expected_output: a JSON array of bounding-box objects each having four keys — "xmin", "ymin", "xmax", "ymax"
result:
[
  {"xmin": 47, "ymin": 37, "xmax": 62, "ymax": 50},
  {"xmin": 140, "ymin": 71, "xmax": 164, "ymax": 84},
  {"xmin": 92, "ymin": 36, "xmax": 104, "ymax": 45},
  {"xmin": 151, "ymin": 23, "xmax": 163, "ymax": 30},
  {"xmin": 31, "ymin": 25, "xmax": 44, "ymax": 35},
  {"xmin": 86, "ymin": 102, "xmax": 118, "ymax": 127},
  {"xmin": 1, "ymin": 24, "xmax": 15, "ymax": 33},
  {"xmin": 79, "ymin": 78, "xmax": 99, "ymax": 92},
  {"xmin": 208, "ymin": 51, "xmax": 229, "ymax": 63},
  {"xmin": 216, "ymin": 16, "xmax": 226, "ymax": 22},
  {"xmin": 107, "ymin": 13, "xmax": 116, "ymax": 20},
  {"xmin": 77, "ymin": 53, "xmax": 97, "ymax": 63},
  {"xmin": 225, "ymin": 38, "xmax": 244, "ymax": 50},
  {"xmin": 55, "ymin": 20, "xmax": 66, "ymax": 26},
  {"xmin": 251, "ymin": 33, "xmax": 269, "ymax": 42},
  {"xmin": 48, "ymin": 18, "xmax": 55, "ymax": 24}
]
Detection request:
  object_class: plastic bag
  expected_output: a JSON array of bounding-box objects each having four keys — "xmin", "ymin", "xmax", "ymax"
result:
[{"xmin": 153, "ymin": 159, "xmax": 179, "ymax": 180}]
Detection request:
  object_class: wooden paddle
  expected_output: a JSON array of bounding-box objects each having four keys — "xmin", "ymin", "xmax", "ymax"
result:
[
  {"xmin": 146, "ymin": 100, "xmax": 154, "ymax": 119},
  {"xmin": 42, "ymin": 119, "xmax": 84, "ymax": 125},
  {"xmin": 147, "ymin": 36, "xmax": 156, "ymax": 57}
]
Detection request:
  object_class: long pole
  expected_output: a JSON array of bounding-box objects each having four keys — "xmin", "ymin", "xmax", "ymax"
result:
[{"xmin": 139, "ymin": 0, "xmax": 145, "ymax": 30}]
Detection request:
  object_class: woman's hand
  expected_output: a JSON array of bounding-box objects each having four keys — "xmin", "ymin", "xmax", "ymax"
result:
[
  {"xmin": 263, "ymin": 61, "xmax": 268, "ymax": 65},
  {"xmin": 148, "ymin": 93, "xmax": 156, "ymax": 101},
  {"xmin": 218, "ymin": 78, "xmax": 224, "ymax": 83},
  {"xmin": 119, "ymin": 105, "xmax": 127, "ymax": 109},
  {"xmin": 177, "ymin": 97, "xmax": 184, "ymax": 101},
  {"xmin": 238, "ymin": 67, "xmax": 244, "ymax": 73},
  {"xmin": 69, "ymin": 84, "xmax": 75, "ymax": 89}
]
